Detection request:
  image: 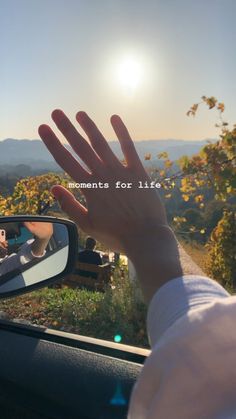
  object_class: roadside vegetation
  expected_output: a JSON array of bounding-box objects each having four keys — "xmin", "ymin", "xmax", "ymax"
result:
[{"xmin": 0, "ymin": 265, "xmax": 149, "ymax": 348}]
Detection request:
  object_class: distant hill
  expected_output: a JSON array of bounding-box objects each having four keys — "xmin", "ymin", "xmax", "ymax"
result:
[
  {"xmin": 0, "ymin": 139, "xmax": 60, "ymax": 172},
  {"xmin": 0, "ymin": 138, "xmax": 216, "ymax": 172},
  {"xmin": 109, "ymin": 139, "xmax": 216, "ymax": 166}
]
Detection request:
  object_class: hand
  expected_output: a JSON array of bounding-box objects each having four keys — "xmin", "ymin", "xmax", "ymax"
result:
[
  {"xmin": 38, "ymin": 110, "xmax": 167, "ymax": 255},
  {"xmin": 0, "ymin": 241, "xmax": 8, "ymax": 258},
  {"xmin": 23, "ymin": 222, "xmax": 53, "ymax": 241},
  {"xmin": 24, "ymin": 222, "xmax": 53, "ymax": 257}
]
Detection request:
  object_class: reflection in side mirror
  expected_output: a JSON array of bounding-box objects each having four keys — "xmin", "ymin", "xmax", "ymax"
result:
[{"xmin": 0, "ymin": 216, "xmax": 78, "ymax": 298}]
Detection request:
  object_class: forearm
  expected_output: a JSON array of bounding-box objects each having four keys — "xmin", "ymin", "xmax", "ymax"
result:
[
  {"xmin": 125, "ymin": 225, "xmax": 204, "ymax": 303},
  {"xmin": 31, "ymin": 237, "xmax": 49, "ymax": 257}
]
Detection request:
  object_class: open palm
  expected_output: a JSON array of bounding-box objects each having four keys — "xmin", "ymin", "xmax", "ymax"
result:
[{"xmin": 38, "ymin": 110, "xmax": 167, "ymax": 254}]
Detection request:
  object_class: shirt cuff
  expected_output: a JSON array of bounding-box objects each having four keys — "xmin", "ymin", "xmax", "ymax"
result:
[
  {"xmin": 147, "ymin": 275, "xmax": 230, "ymax": 347},
  {"xmin": 31, "ymin": 249, "xmax": 46, "ymax": 258},
  {"xmin": 18, "ymin": 239, "xmax": 35, "ymax": 264}
]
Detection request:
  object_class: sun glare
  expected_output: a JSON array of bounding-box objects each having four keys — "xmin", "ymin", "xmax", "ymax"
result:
[{"xmin": 117, "ymin": 56, "xmax": 143, "ymax": 92}]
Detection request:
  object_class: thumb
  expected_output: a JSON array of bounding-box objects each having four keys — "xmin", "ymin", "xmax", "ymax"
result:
[{"xmin": 51, "ymin": 185, "xmax": 88, "ymax": 230}]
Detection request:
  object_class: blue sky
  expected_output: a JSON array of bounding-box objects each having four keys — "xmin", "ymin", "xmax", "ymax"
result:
[{"xmin": 1, "ymin": 0, "xmax": 235, "ymax": 141}]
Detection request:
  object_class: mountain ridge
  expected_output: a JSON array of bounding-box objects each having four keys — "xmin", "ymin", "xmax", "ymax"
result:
[{"xmin": 0, "ymin": 138, "xmax": 216, "ymax": 171}]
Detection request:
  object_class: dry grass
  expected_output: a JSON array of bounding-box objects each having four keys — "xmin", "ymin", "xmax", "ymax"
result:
[{"xmin": 179, "ymin": 239, "xmax": 208, "ymax": 273}]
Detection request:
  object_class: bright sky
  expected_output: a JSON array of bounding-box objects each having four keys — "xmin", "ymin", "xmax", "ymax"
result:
[{"xmin": 1, "ymin": 0, "xmax": 236, "ymax": 141}]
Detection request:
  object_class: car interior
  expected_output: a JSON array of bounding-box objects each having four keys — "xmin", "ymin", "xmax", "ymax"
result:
[
  {"xmin": 0, "ymin": 216, "xmax": 149, "ymax": 419},
  {"xmin": 0, "ymin": 317, "xmax": 149, "ymax": 419}
]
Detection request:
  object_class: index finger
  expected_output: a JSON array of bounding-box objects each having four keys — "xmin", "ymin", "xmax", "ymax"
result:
[
  {"xmin": 38, "ymin": 124, "xmax": 90, "ymax": 184},
  {"xmin": 51, "ymin": 110, "xmax": 103, "ymax": 173}
]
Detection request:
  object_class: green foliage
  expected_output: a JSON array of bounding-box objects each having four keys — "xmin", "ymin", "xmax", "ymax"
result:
[
  {"xmin": 205, "ymin": 211, "xmax": 236, "ymax": 291},
  {"xmin": 182, "ymin": 97, "xmax": 236, "ymax": 203},
  {"xmin": 87, "ymin": 267, "xmax": 147, "ymax": 345},
  {"xmin": 0, "ymin": 266, "xmax": 148, "ymax": 348},
  {"xmin": 203, "ymin": 201, "xmax": 226, "ymax": 234},
  {"xmin": 159, "ymin": 97, "xmax": 236, "ymax": 248},
  {"xmin": 0, "ymin": 173, "xmax": 66, "ymax": 215},
  {"xmin": 154, "ymin": 97, "xmax": 235, "ymax": 288}
]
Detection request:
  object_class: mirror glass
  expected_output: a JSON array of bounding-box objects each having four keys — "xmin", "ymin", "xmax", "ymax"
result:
[{"xmin": 0, "ymin": 221, "xmax": 69, "ymax": 295}]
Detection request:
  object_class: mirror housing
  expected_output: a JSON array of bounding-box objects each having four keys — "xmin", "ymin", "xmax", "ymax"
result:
[{"xmin": 0, "ymin": 216, "xmax": 78, "ymax": 299}]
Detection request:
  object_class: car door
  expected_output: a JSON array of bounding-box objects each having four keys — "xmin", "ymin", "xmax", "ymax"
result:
[{"xmin": 0, "ymin": 317, "xmax": 149, "ymax": 419}]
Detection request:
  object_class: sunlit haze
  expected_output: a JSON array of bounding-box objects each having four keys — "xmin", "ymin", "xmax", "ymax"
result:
[
  {"xmin": 1, "ymin": 0, "xmax": 236, "ymax": 141},
  {"xmin": 117, "ymin": 56, "xmax": 144, "ymax": 92}
]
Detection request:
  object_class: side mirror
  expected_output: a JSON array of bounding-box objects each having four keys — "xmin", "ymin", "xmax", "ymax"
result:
[{"xmin": 0, "ymin": 216, "xmax": 78, "ymax": 298}]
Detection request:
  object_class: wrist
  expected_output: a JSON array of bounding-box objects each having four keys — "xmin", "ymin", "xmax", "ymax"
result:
[
  {"xmin": 124, "ymin": 224, "xmax": 175, "ymax": 261},
  {"xmin": 31, "ymin": 249, "xmax": 46, "ymax": 258},
  {"xmin": 124, "ymin": 225, "xmax": 183, "ymax": 303},
  {"xmin": 31, "ymin": 238, "xmax": 48, "ymax": 257}
]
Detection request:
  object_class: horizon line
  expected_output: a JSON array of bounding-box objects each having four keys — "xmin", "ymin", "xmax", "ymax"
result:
[{"xmin": 0, "ymin": 137, "xmax": 217, "ymax": 143}]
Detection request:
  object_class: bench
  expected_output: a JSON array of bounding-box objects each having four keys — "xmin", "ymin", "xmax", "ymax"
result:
[{"xmin": 63, "ymin": 261, "xmax": 112, "ymax": 292}]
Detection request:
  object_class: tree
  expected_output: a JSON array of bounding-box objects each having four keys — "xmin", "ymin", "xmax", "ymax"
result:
[
  {"xmin": 151, "ymin": 96, "xmax": 235, "ymax": 236},
  {"xmin": 147, "ymin": 96, "xmax": 235, "ymax": 287},
  {"xmin": 181, "ymin": 96, "xmax": 236, "ymax": 203},
  {"xmin": 205, "ymin": 210, "xmax": 236, "ymax": 291},
  {"xmin": 0, "ymin": 173, "xmax": 82, "ymax": 215}
]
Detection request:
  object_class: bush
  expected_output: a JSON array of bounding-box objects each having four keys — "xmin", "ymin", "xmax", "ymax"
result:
[
  {"xmin": 0, "ymin": 266, "xmax": 149, "ymax": 348},
  {"xmin": 205, "ymin": 210, "xmax": 236, "ymax": 292}
]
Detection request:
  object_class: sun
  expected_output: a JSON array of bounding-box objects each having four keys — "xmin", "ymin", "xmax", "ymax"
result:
[{"xmin": 117, "ymin": 56, "xmax": 143, "ymax": 92}]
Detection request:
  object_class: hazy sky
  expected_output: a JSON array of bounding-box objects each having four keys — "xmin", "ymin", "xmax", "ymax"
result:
[{"xmin": 1, "ymin": 0, "xmax": 236, "ymax": 141}]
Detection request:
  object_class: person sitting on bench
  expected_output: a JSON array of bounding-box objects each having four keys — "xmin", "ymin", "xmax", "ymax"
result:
[{"xmin": 78, "ymin": 237, "xmax": 102, "ymax": 278}]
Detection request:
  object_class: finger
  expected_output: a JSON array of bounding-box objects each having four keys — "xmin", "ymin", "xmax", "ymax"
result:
[
  {"xmin": 51, "ymin": 110, "xmax": 103, "ymax": 173},
  {"xmin": 76, "ymin": 111, "xmax": 122, "ymax": 168},
  {"xmin": 110, "ymin": 115, "xmax": 143, "ymax": 170},
  {"xmin": 38, "ymin": 124, "xmax": 90, "ymax": 183},
  {"xmin": 51, "ymin": 185, "xmax": 89, "ymax": 231}
]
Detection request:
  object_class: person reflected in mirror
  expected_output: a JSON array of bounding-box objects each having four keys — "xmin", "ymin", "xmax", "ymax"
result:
[
  {"xmin": 39, "ymin": 110, "xmax": 235, "ymax": 419},
  {"xmin": 0, "ymin": 222, "xmax": 53, "ymax": 276}
]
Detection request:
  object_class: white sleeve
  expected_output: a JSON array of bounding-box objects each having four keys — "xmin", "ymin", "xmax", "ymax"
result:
[
  {"xmin": 0, "ymin": 239, "xmax": 37, "ymax": 276},
  {"xmin": 128, "ymin": 276, "xmax": 236, "ymax": 419},
  {"xmin": 147, "ymin": 275, "xmax": 230, "ymax": 346}
]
